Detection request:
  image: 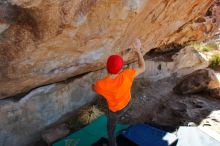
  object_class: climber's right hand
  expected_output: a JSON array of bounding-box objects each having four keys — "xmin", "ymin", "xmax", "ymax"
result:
[{"xmin": 132, "ymin": 38, "xmax": 142, "ymax": 53}]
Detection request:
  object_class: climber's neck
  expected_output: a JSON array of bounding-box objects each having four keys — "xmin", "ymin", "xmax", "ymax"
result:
[
  {"xmin": 108, "ymin": 70, "xmax": 122, "ymax": 79},
  {"xmin": 109, "ymin": 74, "xmax": 118, "ymax": 79}
]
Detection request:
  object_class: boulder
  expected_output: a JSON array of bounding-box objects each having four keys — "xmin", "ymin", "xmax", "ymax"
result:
[
  {"xmin": 123, "ymin": 74, "xmax": 220, "ymax": 127},
  {"xmin": 173, "ymin": 69, "xmax": 220, "ymax": 95},
  {"xmin": 173, "ymin": 47, "xmax": 209, "ymax": 76},
  {"xmin": 0, "ymin": 0, "xmax": 218, "ymax": 99}
]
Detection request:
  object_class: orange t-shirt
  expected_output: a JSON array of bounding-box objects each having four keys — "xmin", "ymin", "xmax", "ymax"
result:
[{"xmin": 95, "ymin": 68, "xmax": 136, "ymax": 112}]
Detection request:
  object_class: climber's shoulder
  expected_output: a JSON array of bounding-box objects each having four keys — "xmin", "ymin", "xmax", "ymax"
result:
[{"xmin": 121, "ymin": 68, "xmax": 137, "ymax": 80}]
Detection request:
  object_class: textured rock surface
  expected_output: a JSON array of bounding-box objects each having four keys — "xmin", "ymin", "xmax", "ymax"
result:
[
  {"xmin": 0, "ymin": 47, "xmax": 211, "ymax": 146},
  {"xmin": 208, "ymin": 87, "xmax": 220, "ymax": 98},
  {"xmin": 122, "ymin": 76, "xmax": 220, "ymax": 127},
  {"xmin": 41, "ymin": 124, "xmax": 70, "ymax": 145},
  {"xmin": 172, "ymin": 47, "xmax": 210, "ymax": 76},
  {"xmin": 139, "ymin": 47, "xmax": 209, "ymax": 80},
  {"xmin": 0, "ymin": 69, "xmax": 104, "ymax": 146},
  {"xmin": 0, "ymin": 0, "xmax": 218, "ymax": 99},
  {"xmin": 0, "ymin": 0, "xmax": 220, "ymax": 145},
  {"xmin": 173, "ymin": 69, "xmax": 220, "ymax": 95}
]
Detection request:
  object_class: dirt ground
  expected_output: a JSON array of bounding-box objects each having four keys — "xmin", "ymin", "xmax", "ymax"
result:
[{"xmin": 32, "ymin": 74, "xmax": 220, "ymax": 146}]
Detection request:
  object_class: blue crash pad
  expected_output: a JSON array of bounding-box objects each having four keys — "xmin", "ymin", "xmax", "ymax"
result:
[{"xmin": 122, "ymin": 124, "xmax": 177, "ymax": 146}]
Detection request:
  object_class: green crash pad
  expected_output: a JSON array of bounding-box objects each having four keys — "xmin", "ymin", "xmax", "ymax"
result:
[{"xmin": 53, "ymin": 115, "xmax": 129, "ymax": 146}]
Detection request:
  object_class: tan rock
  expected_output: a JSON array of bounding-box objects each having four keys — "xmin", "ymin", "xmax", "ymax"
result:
[
  {"xmin": 173, "ymin": 47, "xmax": 209, "ymax": 76},
  {"xmin": 9, "ymin": 0, "xmax": 43, "ymax": 8},
  {"xmin": 0, "ymin": 0, "xmax": 218, "ymax": 99}
]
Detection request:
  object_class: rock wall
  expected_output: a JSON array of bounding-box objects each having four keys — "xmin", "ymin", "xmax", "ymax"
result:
[
  {"xmin": 0, "ymin": 0, "xmax": 220, "ymax": 145},
  {"xmin": 0, "ymin": 0, "xmax": 218, "ymax": 99},
  {"xmin": 0, "ymin": 70, "xmax": 103, "ymax": 146},
  {"xmin": 0, "ymin": 47, "xmax": 210, "ymax": 146}
]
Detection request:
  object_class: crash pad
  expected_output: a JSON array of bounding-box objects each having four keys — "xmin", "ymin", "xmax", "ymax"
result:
[
  {"xmin": 122, "ymin": 124, "xmax": 177, "ymax": 146},
  {"xmin": 53, "ymin": 115, "xmax": 129, "ymax": 146},
  {"xmin": 177, "ymin": 126, "xmax": 220, "ymax": 146}
]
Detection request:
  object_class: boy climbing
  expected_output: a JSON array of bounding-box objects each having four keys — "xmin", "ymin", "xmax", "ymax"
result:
[{"xmin": 92, "ymin": 38, "xmax": 146, "ymax": 146}]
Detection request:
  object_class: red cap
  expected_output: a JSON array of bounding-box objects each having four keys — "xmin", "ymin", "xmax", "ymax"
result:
[{"xmin": 107, "ymin": 55, "xmax": 124, "ymax": 74}]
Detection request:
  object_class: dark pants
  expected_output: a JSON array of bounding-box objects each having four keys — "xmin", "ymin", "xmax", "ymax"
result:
[{"xmin": 107, "ymin": 99, "xmax": 133, "ymax": 146}]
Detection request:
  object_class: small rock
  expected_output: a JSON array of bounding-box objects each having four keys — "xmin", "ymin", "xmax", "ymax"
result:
[
  {"xmin": 41, "ymin": 124, "xmax": 70, "ymax": 145},
  {"xmin": 188, "ymin": 122, "xmax": 197, "ymax": 127}
]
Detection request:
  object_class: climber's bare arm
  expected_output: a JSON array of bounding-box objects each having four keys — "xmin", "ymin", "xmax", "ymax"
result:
[
  {"xmin": 132, "ymin": 39, "xmax": 146, "ymax": 77},
  {"xmin": 134, "ymin": 50, "xmax": 145, "ymax": 77}
]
